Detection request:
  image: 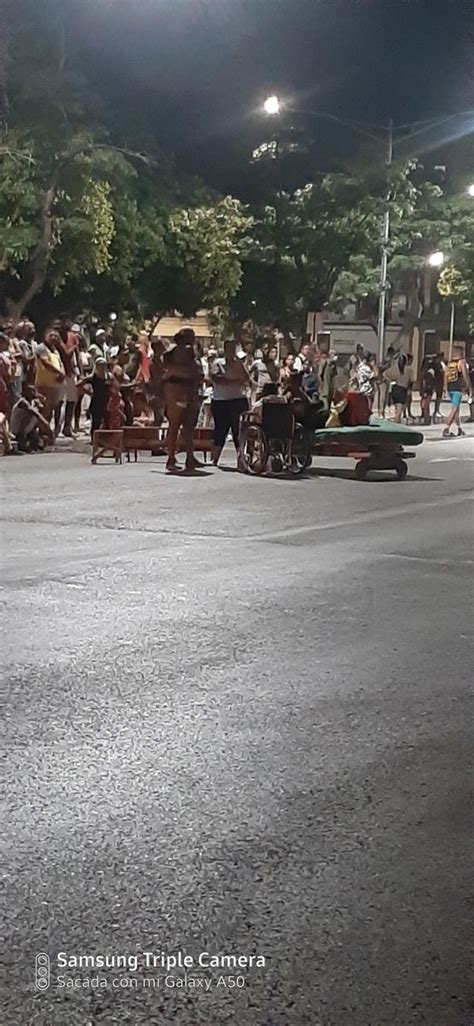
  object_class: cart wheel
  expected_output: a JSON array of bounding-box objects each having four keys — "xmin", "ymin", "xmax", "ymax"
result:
[
  {"xmin": 396, "ymin": 459, "xmax": 408, "ymax": 480},
  {"xmin": 355, "ymin": 460, "xmax": 368, "ymax": 479},
  {"xmin": 241, "ymin": 424, "xmax": 269, "ymax": 475},
  {"xmin": 288, "ymin": 427, "xmax": 311, "ymax": 475}
]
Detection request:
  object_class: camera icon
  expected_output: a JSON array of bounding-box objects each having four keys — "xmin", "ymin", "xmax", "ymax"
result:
[{"xmin": 35, "ymin": 953, "xmax": 50, "ymax": 991}]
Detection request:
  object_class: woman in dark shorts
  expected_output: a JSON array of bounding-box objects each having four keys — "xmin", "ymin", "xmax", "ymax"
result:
[
  {"xmin": 210, "ymin": 340, "xmax": 250, "ymax": 466},
  {"xmin": 383, "ymin": 353, "xmax": 415, "ymax": 423}
]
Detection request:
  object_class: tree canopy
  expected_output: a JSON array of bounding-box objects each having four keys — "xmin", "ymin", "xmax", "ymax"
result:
[
  {"xmin": 0, "ymin": 2, "xmax": 249, "ymax": 326},
  {"xmin": 436, "ymin": 190, "xmax": 474, "ymax": 332},
  {"xmin": 1, "ymin": 0, "xmax": 472, "ymax": 342}
]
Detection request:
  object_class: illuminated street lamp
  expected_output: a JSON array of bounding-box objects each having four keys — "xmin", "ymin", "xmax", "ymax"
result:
[
  {"xmin": 428, "ymin": 250, "xmax": 445, "ymax": 268},
  {"xmin": 263, "ymin": 95, "xmax": 281, "ymax": 116}
]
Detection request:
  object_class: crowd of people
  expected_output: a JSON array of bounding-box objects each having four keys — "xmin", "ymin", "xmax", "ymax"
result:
[
  {"xmin": 348, "ymin": 342, "xmax": 472, "ymax": 433},
  {"xmin": 0, "ymin": 316, "xmax": 472, "ymax": 463}
]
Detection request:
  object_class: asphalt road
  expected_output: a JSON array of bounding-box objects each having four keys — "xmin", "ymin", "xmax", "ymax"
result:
[{"xmin": 2, "ymin": 432, "xmax": 473, "ymax": 1026}]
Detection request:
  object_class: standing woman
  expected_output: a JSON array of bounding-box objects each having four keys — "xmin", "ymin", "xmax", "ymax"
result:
[
  {"xmin": 74, "ymin": 337, "xmax": 94, "ymax": 433},
  {"xmin": 200, "ymin": 345, "xmax": 218, "ymax": 429},
  {"xmin": 163, "ymin": 328, "xmax": 203, "ymax": 473},
  {"xmin": 319, "ymin": 350, "xmax": 338, "ymax": 410},
  {"xmin": 148, "ymin": 338, "xmax": 166, "ymax": 426},
  {"xmin": 404, "ymin": 353, "xmax": 415, "ymax": 422},
  {"xmin": 378, "ymin": 345, "xmax": 395, "ymax": 417},
  {"xmin": 34, "ymin": 330, "xmax": 66, "ymax": 431},
  {"xmin": 57, "ymin": 325, "xmax": 80, "ymax": 437},
  {"xmin": 279, "ymin": 354, "xmax": 295, "ymax": 386},
  {"xmin": 210, "ymin": 339, "xmax": 250, "ymax": 467},
  {"xmin": 370, "ymin": 354, "xmax": 382, "ymax": 414},
  {"xmin": 433, "ymin": 353, "xmax": 446, "ymax": 422},
  {"xmin": 131, "ymin": 330, "xmax": 151, "ymax": 420},
  {"xmin": 134, "ymin": 331, "xmax": 151, "ymax": 386},
  {"xmin": 383, "ymin": 353, "xmax": 414, "ymax": 423},
  {"xmin": 356, "ymin": 351, "xmax": 376, "ymax": 410},
  {"xmin": 0, "ymin": 332, "xmax": 14, "ymax": 418},
  {"xmin": 0, "ymin": 333, "xmax": 14, "ymax": 452},
  {"xmin": 250, "ymin": 343, "xmax": 280, "ymax": 398},
  {"xmin": 419, "ymin": 356, "xmax": 435, "ymax": 425},
  {"xmin": 81, "ymin": 357, "xmax": 109, "ymax": 439}
]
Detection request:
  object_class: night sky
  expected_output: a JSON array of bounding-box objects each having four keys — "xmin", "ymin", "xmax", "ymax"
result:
[{"xmin": 61, "ymin": 0, "xmax": 474, "ymax": 190}]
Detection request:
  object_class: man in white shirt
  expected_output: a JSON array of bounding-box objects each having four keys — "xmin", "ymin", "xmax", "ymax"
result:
[
  {"xmin": 293, "ymin": 342, "xmax": 312, "ymax": 374},
  {"xmin": 15, "ymin": 320, "xmax": 38, "ymax": 395},
  {"xmin": 89, "ymin": 328, "xmax": 109, "ymax": 363}
]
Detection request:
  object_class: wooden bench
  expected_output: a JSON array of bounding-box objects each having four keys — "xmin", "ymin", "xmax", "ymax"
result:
[
  {"xmin": 91, "ymin": 430, "xmax": 124, "ymax": 464},
  {"xmin": 178, "ymin": 427, "xmax": 214, "ymax": 461},
  {"xmin": 119, "ymin": 425, "xmax": 213, "ymax": 463},
  {"xmin": 123, "ymin": 425, "xmax": 167, "ymax": 462}
]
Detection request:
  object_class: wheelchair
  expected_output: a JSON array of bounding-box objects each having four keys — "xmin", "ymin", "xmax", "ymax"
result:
[{"xmin": 239, "ymin": 400, "xmax": 312, "ymax": 476}]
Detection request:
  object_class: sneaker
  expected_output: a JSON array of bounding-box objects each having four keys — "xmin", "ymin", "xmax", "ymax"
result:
[
  {"xmin": 442, "ymin": 429, "xmax": 454, "ymax": 438},
  {"xmin": 457, "ymin": 428, "xmax": 466, "ymax": 437}
]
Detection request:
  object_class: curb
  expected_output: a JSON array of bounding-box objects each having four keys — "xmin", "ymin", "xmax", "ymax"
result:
[{"xmin": 48, "ymin": 438, "xmax": 91, "ymax": 455}]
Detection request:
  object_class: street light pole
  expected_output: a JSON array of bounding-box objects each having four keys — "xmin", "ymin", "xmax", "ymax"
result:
[
  {"xmin": 376, "ymin": 119, "xmax": 394, "ymax": 364},
  {"xmin": 260, "ymin": 99, "xmax": 471, "ymax": 361},
  {"xmin": 448, "ymin": 299, "xmax": 455, "ymax": 362}
]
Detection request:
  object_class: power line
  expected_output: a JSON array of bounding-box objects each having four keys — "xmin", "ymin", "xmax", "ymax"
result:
[{"xmin": 289, "ymin": 107, "xmax": 474, "ymax": 144}]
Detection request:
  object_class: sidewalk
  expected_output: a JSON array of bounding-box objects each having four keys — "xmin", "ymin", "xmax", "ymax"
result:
[
  {"xmin": 375, "ymin": 395, "xmax": 474, "ymax": 438},
  {"xmin": 375, "ymin": 413, "xmax": 474, "ymax": 441},
  {"xmin": 419, "ymin": 422, "xmax": 474, "ymax": 441},
  {"xmin": 50, "ymin": 434, "xmax": 91, "ymax": 455}
]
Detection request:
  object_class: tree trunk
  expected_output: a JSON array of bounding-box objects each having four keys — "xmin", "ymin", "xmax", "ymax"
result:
[
  {"xmin": 149, "ymin": 312, "xmax": 166, "ymax": 336},
  {"xmin": 392, "ymin": 276, "xmax": 424, "ymax": 351},
  {"xmin": 281, "ymin": 328, "xmax": 295, "ymax": 354},
  {"xmin": 0, "ymin": 31, "xmax": 9, "ymax": 120},
  {"xmin": 5, "ymin": 177, "xmax": 58, "ymax": 325}
]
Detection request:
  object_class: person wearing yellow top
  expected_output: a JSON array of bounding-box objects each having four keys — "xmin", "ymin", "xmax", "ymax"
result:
[{"xmin": 35, "ymin": 330, "xmax": 65, "ymax": 428}]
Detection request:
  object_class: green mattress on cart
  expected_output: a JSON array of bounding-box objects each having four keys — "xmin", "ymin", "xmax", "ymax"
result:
[{"xmin": 312, "ymin": 419, "xmax": 424, "ymax": 448}]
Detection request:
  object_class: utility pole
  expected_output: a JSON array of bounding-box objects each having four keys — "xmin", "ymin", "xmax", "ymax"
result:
[
  {"xmin": 448, "ymin": 300, "xmax": 455, "ymax": 362},
  {"xmin": 377, "ymin": 119, "xmax": 394, "ymax": 364}
]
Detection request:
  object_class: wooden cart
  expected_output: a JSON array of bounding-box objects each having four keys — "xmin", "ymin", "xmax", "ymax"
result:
[{"xmin": 311, "ymin": 422, "xmax": 424, "ymax": 480}]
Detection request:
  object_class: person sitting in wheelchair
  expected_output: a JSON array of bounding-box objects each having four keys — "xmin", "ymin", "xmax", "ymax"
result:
[
  {"xmin": 249, "ymin": 382, "xmax": 288, "ymax": 422},
  {"xmin": 282, "ymin": 371, "xmax": 328, "ymax": 430}
]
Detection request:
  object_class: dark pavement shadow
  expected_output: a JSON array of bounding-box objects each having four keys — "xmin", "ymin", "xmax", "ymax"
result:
[
  {"xmin": 395, "ymin": 474, "xmax": 443, "ymax": 482},
  {"xmin": 150, "ymin": 469, "xmax": 214, "ymax": 478},
  {"xmin": 308, "ymin": 467, "xmax": 442, "ymax": 482},
  {"xmin": 308, "ymin": 467, "xmax": 357, "ymax": 481},
  {"xmin": 216, "ymin": 465, "xmax": 310, "ymax": 481}
]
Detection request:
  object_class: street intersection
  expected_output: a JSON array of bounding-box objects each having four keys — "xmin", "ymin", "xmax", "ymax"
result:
[{"xmin": 2, "ymin": 432, "xmax": 473, "ymax": 1026}]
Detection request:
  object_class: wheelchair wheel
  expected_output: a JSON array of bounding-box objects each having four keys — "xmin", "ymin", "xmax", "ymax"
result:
[
  {"xmin": 271, "ymin": 454, "xmax": 284, "ymax": 473},
  {"xmin": 241, "ymin": 424, "xmax": 269, "ymax": 475},
  {"xmin": 288, "ymin": 426, "xmax": 311, "ymax": 475},
  {"xmin": 355, "ymin": 459, "xmax": 368, "ymax": 479}
]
